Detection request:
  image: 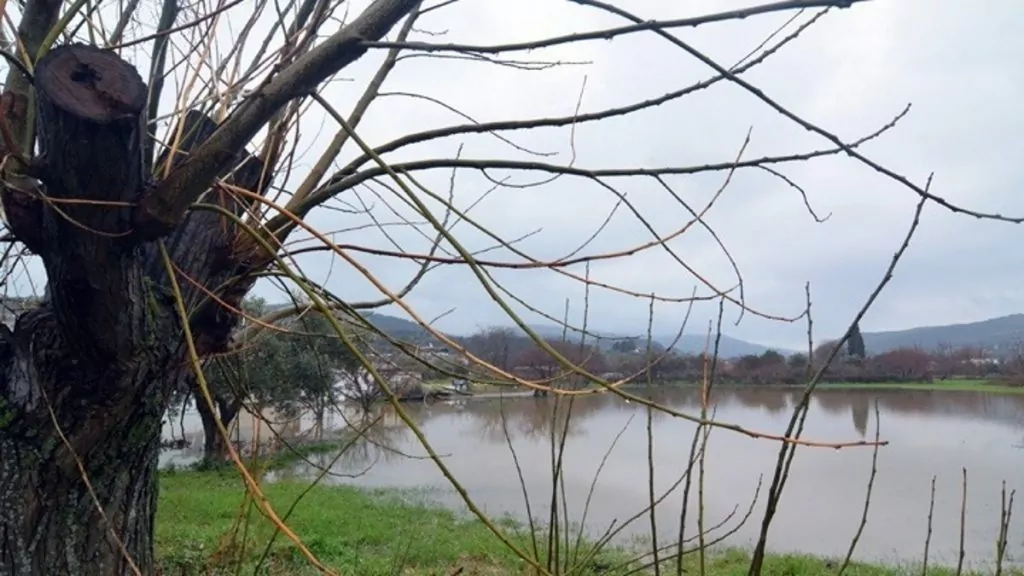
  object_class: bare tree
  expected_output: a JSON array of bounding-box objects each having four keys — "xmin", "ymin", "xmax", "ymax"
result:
[
  {"xmin": 0, "ymin": 0, "xmax": 1012, "ymax": 574},
  {"xmin": 466, "ymin": 326, "xmax": 522, "ymax": 372},
  {"xmin": 0, "ymin": 1, "xmax": 422, "ymax": 572}
]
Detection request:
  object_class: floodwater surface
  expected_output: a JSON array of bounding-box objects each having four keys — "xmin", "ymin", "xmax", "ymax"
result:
[{"xmin": 169, "ymin": 388, "xmax": 1024, "ymax": 570}]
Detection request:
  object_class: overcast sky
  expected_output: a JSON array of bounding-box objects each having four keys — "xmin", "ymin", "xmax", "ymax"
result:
[{"xmin": 8, "ymin": 0, "xmax": 1023, "ymax": 351}]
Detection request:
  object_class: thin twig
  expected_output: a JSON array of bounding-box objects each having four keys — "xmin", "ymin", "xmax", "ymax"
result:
[
  {"xmin": 922, "ymin": 475, "xmax": 937, "ymax": 576},
  {"xmin": 746, "ymin": 188, "xmax": 930, "ymax": 576},
  {"xmin": 956, "ymin": 468, "xmax": 967, "ymax": 576},
  {"xmin": 838, "ymin": 400, "xmax": 881, "ymax": 576}
]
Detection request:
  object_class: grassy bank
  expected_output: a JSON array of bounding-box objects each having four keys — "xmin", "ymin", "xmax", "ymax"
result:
[
  {"xmin": 655, "ymin": 378, "xmax": 1024, "ymax": 394},
  {"xmin": 631, "ymin": 379, "xmax": 1024, "ymax": 395},
  {"xmin": 812, "ymin": 379, "xmax": 1024, "ymax": 394},
  {"xmin": 156, "ymin": 470, "xmax": 1019, "ymax": 575},
  {"xmin": 429, "ymin": 378, "xmax": 1024, "ymax": 396},
  {"xmin": 158, "ymin": 470, "xmax": 520, "ymax": 574}
]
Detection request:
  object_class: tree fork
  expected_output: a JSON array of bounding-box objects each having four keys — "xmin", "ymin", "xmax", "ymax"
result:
[{"xmin": 145, "ymin": 108, "xmax": 274, "ymax": 356}]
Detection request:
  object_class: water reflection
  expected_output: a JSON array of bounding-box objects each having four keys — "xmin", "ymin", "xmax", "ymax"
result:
[
  {"xmin": 159, "ymin": 388, "xmax": 1023, "ymax": 568},
  {"xmin": 257, "ymin": 388, "xmax": 1023, "ymax": 570}
]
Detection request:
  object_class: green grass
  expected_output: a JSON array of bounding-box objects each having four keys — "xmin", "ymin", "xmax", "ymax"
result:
[
  {"xmin": 437, "ymin": 379, "xmax": 1024, "ymax": 396},
  {"xmin": 649, "ymin": 379, "xmax": 1024, "ymax": 395},
  {"xmin": 812, "ymin": 379, "xmax": 1024, "ymax": 394},
  {"xmin": 156, "ymin": 470, "xmax": 1022, "ymax": 575},
  {"xmin": 156, "ymin": 470, "xmax": 527, "ymax": 575},
  {"xmin": 673, "ymin": 548, "xmax": 1021, "ymax": 576}
]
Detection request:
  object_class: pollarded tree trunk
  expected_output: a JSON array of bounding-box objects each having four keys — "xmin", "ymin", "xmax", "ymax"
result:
[
  {"xmin": 0, "ymin": 321, "xmax": 181, "ymax": 573},
  {"xmin": 0, "ymin": 45, "xmax": 169, "ymax": 575},
  {"xmin": 0, "ymin": 0, "xmax": 419, "ymax": 570},
  {"xmin": 0, "ymin": 44, "xmax": 269, "ymax": 575}
]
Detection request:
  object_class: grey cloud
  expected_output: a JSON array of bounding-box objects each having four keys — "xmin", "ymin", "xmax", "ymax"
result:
[{"xmin": 258, "ymin": 0, "xmax": 1024, "ymax": 350}]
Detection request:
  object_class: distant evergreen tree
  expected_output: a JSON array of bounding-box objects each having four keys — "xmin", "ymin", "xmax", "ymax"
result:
[{"xmin": 848, "ymin": 323, "xmax": 866, "ymax": 359}]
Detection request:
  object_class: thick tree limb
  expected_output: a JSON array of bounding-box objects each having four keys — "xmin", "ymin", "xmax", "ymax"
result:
[
  {"xmin": 0, "ymin": 0, "xmax": 63, "ymax": 253},
  {"xmin": 132, "ymin": 0, "xmax": 420, "ymax": 240},
  {"xmin": 147, "ymin": 109, "xmax": 266, "ymax": 281},
  {"xmin": 143, "ymin": 109, "xmax": 274, "ymax": 355},
  {"xmin": 35, "ymin": 45, "xmax": 147, "ymax": 225},
  {"xmin": 32, "ymin": 44, "xmax": 149, "ymax": 364}
]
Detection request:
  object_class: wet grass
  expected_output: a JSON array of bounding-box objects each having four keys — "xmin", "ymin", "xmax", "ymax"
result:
[
  {"xmin": 155, "ymin": 470, "xmax": 1021, "ymax": 575},
  {"xmin": 428, "ymin": 378, "xmax": 1024, "ymax": 396},
  {"xmin": 669, "ymin": 548, "xmax": 1023, "ymax": 576},
  {"xmin": 813, "ymin": 379, "xmax": 1024, "ymax": 394},
  {"xmin": 632, "ymin": 379, "xmax": 1024, "ymax": 395},
  {"xmin": 156, "ymin": 469, "xmax": 528, "ymax": 575}
]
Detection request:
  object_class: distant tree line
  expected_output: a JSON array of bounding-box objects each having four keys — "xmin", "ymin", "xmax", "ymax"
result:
[{"xmin": 459, "ymin": 326, "xmax": 1022, "ymax": 387}]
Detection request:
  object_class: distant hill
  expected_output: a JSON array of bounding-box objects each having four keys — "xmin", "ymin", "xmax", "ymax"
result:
[
  {"xmin": 470, "ymin": 322, "xmax": 787, "ymax": 358},
  {"xmin": 261, "ymin": 302, "xmax": 434, "ymax": 340},
  {"xmin": 361, "ymin": 311, "xmax": 435, "ymax": 342},
  {"xmin": 243, "ymin": 303, "xmax": 1024, "ymax": 360},
  {"xmin": 862, "ymin": 314, "xmax": 1024, "ymax": 357},
  {"xmin": 259, "ymin": 306, "xmax": 784, "ymax": 358},
  {"xmin": 657, "ymin": 334, "xmax": 795, "ymax": 358}
]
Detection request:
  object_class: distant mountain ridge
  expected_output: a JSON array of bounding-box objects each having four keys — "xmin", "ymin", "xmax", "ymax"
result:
[
  {"xmin": 269, "ymin": 307, "xmax": 787, "ymax": 358},
  {"xmin": 520, "ymin": 324, "xmax": 789, "ymax": 358},
  {"xmin": 862, "ymin": 313, "xmax": 1024, "ymax": 356},
  {"xmin": 260, "ymin": 303, "xmax": 1024, "ymax": 359}
]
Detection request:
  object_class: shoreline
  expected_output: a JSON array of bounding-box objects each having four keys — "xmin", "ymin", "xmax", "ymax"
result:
[
  {"xmin": 447, "ymin": 379, "xmax": 1024, "ymax": 398},
  {"xmin": 156, "ymin": 470, "xmax": 1022, "ymax": 575}
]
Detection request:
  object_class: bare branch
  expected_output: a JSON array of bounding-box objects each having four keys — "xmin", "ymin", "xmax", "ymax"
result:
[
  {"xmin": 363, "ymin": 0, "xmax": 867, "ymax": 54},
  {"xmin": 580, "ymin": 0, "xmax": 1024, "ymax": 224},
  {"xmin": 133, "ymin": 0, "xmax": 422, "ymax": 240}
]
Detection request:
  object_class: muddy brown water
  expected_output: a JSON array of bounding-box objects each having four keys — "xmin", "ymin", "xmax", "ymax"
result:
[{"xmin": 164, "ymin": 388, "xmax": 1023, "ymax": 569}]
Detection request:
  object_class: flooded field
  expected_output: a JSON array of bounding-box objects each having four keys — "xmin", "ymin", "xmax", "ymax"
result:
[{"xmin": 164, "ymin": 387, "xmax": 1024, "ymax": 570}]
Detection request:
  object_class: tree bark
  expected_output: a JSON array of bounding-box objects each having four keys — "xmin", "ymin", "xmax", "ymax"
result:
[
  {"xmin": 32, "ymin": 43, "xmax": 150, "ymax": 365},
  {"xmin": 0, "ymin": 45, "xmax": 260, "ymax": 575},
  {"xmin": 0, "ymin": 1, "xmax": 418, "ymax": 571},
  {"xmin": 0, "ymin": 307, "xmax": 184, "ymax": 575}
]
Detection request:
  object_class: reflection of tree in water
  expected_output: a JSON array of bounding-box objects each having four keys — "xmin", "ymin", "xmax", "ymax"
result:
[
  {"xmin": 339, "ymin": 417, "xmax": 413, "ymax": 469},
  {"xmin": 281, "ymin": 408, "xmax": 416, "ymax": 477},
  {"xmin": 720, "ymin": 388, "xmax": 792, "ymax": 415},
  {"xmin": 392, "ymin": 391, "xmax": 680, "ymax": 446},
  {"xmin": 812, "ymin": 389, "xmax": 1024, "ymax": 438},
  {"xmin": 641, "ymin": 386, "xmax": 704, "ymax": 413},
  {"xmin": 850, "ymin": 394, "xmax": 870, "ymax": 438},
  {"xmin": 462, "ymin": 395, "xmax": 605, "ymax": 444},
  {"xmin": 281, "ymin": 389, "xmax": 1024, "ymax": 479},
  {"xmin": 866, "ymin": 390, "xmax": 1024, "ymax": 429},
  {"xmin": 814, "ymin": 391, "xmax": 849, "ymax": 415}
]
